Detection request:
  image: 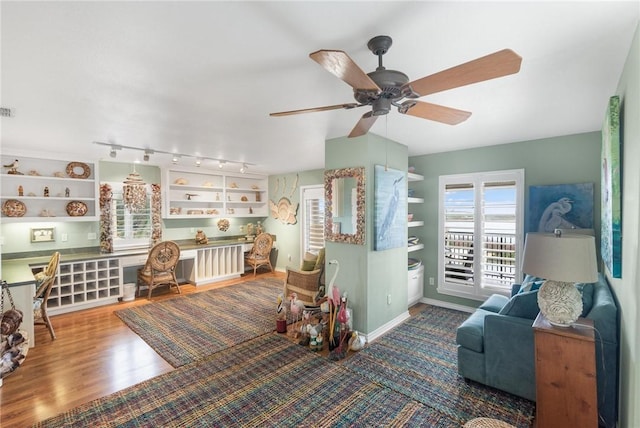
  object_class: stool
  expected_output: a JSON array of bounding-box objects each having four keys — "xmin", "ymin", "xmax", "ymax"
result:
[{"xmin": 463, "ymin": 418, "xmax": 516, "ymax": 428}]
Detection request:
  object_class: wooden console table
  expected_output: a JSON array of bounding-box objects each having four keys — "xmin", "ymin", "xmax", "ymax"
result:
[{"xmin": 533, "ymin": 313, "xmax": 597, "ymax": 428}]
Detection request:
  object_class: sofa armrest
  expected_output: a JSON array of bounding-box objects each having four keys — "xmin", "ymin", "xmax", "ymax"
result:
[{"xmin": 484, "ymin": 314, "xmax": 536, "ymax": 401}]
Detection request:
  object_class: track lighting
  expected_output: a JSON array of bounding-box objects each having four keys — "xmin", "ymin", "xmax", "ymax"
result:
[{"xmin": 93, "ymin": 141, "xmax": 255, "ymax": 170}]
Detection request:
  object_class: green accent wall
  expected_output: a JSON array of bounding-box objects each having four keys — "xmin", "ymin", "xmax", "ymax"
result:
[
  {"xmin": 325, "ymin": 134, "xmax": 408, "ymax": 334},
  {"xmin": 409, "ymin": 131, "xmax": 602, "ymax": 309}
]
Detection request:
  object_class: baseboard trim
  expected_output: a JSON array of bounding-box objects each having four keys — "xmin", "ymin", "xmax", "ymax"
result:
[
  {"xmin": 365, "ymin": 311, "xmax": 411, "ymax": 343},
  {"xmin": 420, "ymin": 297, "xmax": 475, "ymax": 313}
]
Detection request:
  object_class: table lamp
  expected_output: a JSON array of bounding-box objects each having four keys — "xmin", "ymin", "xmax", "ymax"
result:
[{"xmin": 521, "ymin": 231, "xmax": 598, "ymax": 326}]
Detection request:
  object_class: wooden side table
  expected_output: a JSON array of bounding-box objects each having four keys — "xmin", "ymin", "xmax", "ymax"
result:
[{"xmin": 533, "ymin": 313, "xmax": 598, "ymax": 428}]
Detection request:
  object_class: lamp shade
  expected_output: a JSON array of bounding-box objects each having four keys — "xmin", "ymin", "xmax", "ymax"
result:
[{"xmin": 521, "ymin": 233, "xmax": 598, "ymax": 283}]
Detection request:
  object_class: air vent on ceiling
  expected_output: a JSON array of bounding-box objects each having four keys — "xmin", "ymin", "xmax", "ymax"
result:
[{"xmin": 0, "ymin": 107, "xmax": 14, "ymax": 117}]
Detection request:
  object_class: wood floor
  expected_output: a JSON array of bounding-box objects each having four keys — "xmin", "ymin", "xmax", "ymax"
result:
[{"xmin": 1, "ymin": 271, "xmax": 427, "ymax": 427}]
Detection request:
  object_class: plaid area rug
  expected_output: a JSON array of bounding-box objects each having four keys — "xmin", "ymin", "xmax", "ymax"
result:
[
  {"xmin": 115, "ymin": 278, "xmax": 287, "ymax": 367},
  {"xmin": 343, "ymin": 305, "xmax": 535, "ymax": 428},
  {"xmin": 34, "ymin": 334, "xmax": 461, "ymax": 427}
]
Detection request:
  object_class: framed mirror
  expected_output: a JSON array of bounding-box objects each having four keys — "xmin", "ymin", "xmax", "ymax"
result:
[{"xmin": 324, "ymin": 167, "xmax": 365, "ymax": 245}]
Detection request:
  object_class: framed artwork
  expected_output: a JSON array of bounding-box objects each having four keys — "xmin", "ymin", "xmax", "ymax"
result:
[
  {"xmin": 601, "ymin": 95, "xmax": 622, "ymax": 278},
  {"xmin": 528, "ymin": 183, "xmax": 594, "ymax": 233},
  {"xmin": 374, "ymin": 165, "xmax": 407, "ymax": 251},
  {"xmin": 31, "ymin": 227, "xmax": 55, "ymax": 242}
]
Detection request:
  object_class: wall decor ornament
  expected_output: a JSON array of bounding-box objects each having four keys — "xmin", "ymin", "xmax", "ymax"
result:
[
  {"xmin": 99, "ymin": 183, "xmax": 113, "ymax": 253},
  {"xmin": 601, "ymin": 95, "xmax": 622, "ymax": 278},
  {"xmin": 150, "ymin": 183, "xmax": 162, "ymax": 246},
  {"xmin": 374, "ymin": 165, "xmax": 407, "ymax": 251},
  {"xmin": 217, "ymin": 218, "xmax": 230, "ymax": 232},
  {"xmin": 122, "ymin": 168, "xmax": 147, "ymax": 213},
  {"xmin": 269, "ymin": 197, "xmax": 299, "ymax": 225},
  {"xmin": 66, "ymin": 161, "xmax": 91, "ymax": 179}
]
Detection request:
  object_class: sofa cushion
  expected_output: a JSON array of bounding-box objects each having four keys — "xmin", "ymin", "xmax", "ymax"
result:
[
  {"xmin": 519, "ymin": 275, "xmax": 545, "ymax": 293},
  {"xmin": 498, "ymin": 289, "xmax": 540, "ymax": 320},
  {"xmin": 314, "ymin": 248, "xmax": 325, "ymax": 271},
  {"xmin": 478, "ymin": 294, "xmax": 510, "ymax": 313},
  {"xmin": 576, "ymin": 282, "xmax": 594, "ymax": 316},
  {"xmin": 301, "ymin": 252, "xmax": 318, "ymax": 271},
  {"xmin": 456, "ymin": 309, "xmax": 493, "ymax": 353}
]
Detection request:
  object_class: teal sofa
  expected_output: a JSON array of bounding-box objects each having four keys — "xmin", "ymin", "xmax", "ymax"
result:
[{"xmin": 456, "ymin": 273, "xmax": 618, "ymax": 427}]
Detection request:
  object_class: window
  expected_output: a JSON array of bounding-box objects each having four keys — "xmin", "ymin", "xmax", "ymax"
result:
[
  {"xmin": 108, "ymin": 182, "xmax": 152, "ymax": 251},
  {"xmin": 301, "ymin": 186, "xmax": 325, "ymax": 255},
  {"xmin": 437, "ymin": 169, "xmax": 524, "ymax": 300}
]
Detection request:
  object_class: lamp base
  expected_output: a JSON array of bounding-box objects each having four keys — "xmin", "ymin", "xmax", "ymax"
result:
[{"xmin": 537, "ymin": 280, "xmax": 583, "ymax": 327}]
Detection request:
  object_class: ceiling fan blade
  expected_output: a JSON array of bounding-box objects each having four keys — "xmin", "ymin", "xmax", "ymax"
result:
[
  {"xmin": 408, "ymin": 49, "xmax": 522, "ymax": 96},
  {"xmin": 270, "ymin": 103, "xmax": 361, "ymax": 117},
  {"xmin": 310, "ymin": 50, "xmax": 380, "ymax": 92},
  {"xmin": 400, "ymin": 101, "xmax": 471, "ymax": 125},
  {"xmin": 348, "ymin": 112, "xmax": 378, "ymax": 138}
]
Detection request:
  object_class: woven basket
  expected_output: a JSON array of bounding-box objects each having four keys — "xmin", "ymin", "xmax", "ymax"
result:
[{"xmin": 463, "ymin": 418, "xmax": 516, "ymax": 428}]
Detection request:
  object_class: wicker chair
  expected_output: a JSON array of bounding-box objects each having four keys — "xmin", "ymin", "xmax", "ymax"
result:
[
  {"xmin": 33, "ymin": 251, "xmax": 60, "ymax": 340},
  {"xmin": 283, "ymin": 267, "xmax": 324, "ymax": 307},
  {"xmin": 245, "ymin": 233, "xmax": 274, "ymax": 277},
  {"xmin": 283, "ymin": 248, "xmax": 325, "ymax": 307},
  {"xmin": 137, "ymin": 241, "xmax": 181, "ymax": 299}
]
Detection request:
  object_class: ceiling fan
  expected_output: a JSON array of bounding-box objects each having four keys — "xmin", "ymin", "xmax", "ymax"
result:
[{"xmin": 270, "ymin": 35, "xmax": 522, "ymax": 138}]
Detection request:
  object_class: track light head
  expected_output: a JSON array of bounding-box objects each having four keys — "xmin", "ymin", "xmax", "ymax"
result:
[
  {"xmin": 240, "ymin": 163, "xmax": 248, "ymax": 174},
  {"xmin": 195, "ymin": 158, "xmax": 202, "ymax": 167},
  {"xmin": 218, "ymin": 161, "xmax": 225, "ymax": 169},
  {"xmin": 109, "ymin": 148, "xmax": 117, "ymax": 158},
  {"xmin": 172, "ymin": 154, "xmax": 180, "ymax": 164}
]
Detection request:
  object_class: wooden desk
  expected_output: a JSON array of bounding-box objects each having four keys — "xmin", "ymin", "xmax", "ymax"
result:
[{"xmin": 533, "ymin": 313, "xmax": 597, "ymax": 428}]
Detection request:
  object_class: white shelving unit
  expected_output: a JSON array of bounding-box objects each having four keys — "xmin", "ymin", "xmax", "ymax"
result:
[
  {"xmin": 32, "ymin": 257, "xmax": 122, "ymax": 315},
  {"xmin": 1, "ymin": 155, "xmax": 99, "ymax": 222},
  {"xmin": 163, "ymin": 168, "xmax": 267, "ymax": 219},
  {"xmin": 408, "ymin": 170, "xmax": 425, "ymax": 305},
  {"xmin": 408, "ymin": 171, "xmax": 424, "ymax": 254},
  {"xmin": 408, "ymin": 265, "xmax": 424, "ymax": 306}
]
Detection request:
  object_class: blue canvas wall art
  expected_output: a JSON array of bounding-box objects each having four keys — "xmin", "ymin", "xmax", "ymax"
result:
[
  {"xmin": 528, "ymin": 183, "xmax": 594, "ymax": 233},
  {"xmin": 374, "ymin": 165, "xmax": 407, "ymax": 251},
  {"xmin": 601, "ymin": 95, "xmax": 622, "ymax": 278}
]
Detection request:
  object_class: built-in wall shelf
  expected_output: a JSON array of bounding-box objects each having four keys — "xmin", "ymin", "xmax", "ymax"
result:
[
  {"xmin": 408, "ymin": 243, "xmax": 425, "ymax": 253},
  {"xmin": 407, "ymin": 172, "xmax": 424, "ymax": 182},
  {"xmin": 1, "ymin": 155, "xmax": 99, "ymax": 222},
  {"xmin": 163, "ymin": 168, "xmax": 268, "ymax": 219}
]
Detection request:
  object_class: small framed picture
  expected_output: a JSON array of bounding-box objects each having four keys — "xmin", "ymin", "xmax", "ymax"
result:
[{"xmin": 31, "ymin": 227, "xmax": 55, "ymax": 243}]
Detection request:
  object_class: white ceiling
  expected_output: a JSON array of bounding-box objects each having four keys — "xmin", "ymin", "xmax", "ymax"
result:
[{"xmin": 1, "ymin": 1, "xmax": 638, "ymax": 175}]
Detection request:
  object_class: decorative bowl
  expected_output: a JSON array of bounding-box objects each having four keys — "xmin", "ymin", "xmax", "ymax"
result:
[
  {"xmin": 2, "ymin": 199, "xmax": 26, "ymax": 217},
  {"xmin": 66, "ymin": 200, "xmax": 88, "ymax": 216}
]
